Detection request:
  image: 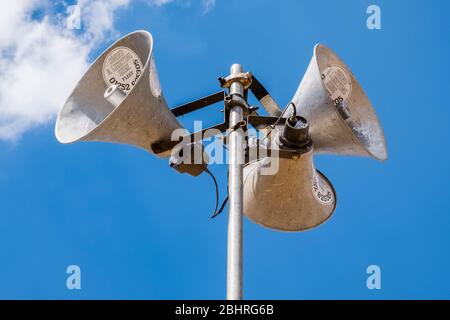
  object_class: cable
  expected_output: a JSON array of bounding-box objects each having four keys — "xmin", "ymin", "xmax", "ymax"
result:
[
  {"xmin": 204, "ymin": 167, "xmax": 228, "ymax": 219},
  {"xmin": 212, "ymin": 194, "xmax": 228, "ymax": 219},
  {"xmin": 204, "ymin": 120, "xmax": 248, "ymax": 219},
  {"xmin": 260, "ymin": 102, "xmax": 296, "ymax": 144}
]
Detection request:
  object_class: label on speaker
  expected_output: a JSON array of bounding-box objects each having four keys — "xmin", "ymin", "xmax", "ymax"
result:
[
  {"xmin": 102, "ymin": 46, "xmax": 143, "ymax": 93},
  {"xmin": 312, "ymin": 174, "xmax": 334, "ymax": 205},
  {"xmin": 321, "ymin": 65, "xmax": 352, "ymax": 106}
]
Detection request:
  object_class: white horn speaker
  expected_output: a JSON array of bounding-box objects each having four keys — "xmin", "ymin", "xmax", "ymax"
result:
[
  {"xmin": 243, "ymin": 150, "xmax": 336, "ymax": 232},
  {"xmin": 243, "ymin": 117, "xmax": 336, "ymax": 232},
  {"xmin": 55, "ymin": 30, "xmax": 182, "ymax": 157},
  {"xmin": 290, "ymin": 44, "xmax": 388, "ymax": 161}
]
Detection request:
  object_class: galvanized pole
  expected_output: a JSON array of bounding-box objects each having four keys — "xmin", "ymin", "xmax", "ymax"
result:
[{"xmin": 227, "ymin": 64, "xmax": 245, "ymax": 300}]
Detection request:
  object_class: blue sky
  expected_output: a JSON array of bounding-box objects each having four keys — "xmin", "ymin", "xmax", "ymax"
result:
[{"xmin": 0, "ymin": 0, "xmax": 449, "ymax": 299}]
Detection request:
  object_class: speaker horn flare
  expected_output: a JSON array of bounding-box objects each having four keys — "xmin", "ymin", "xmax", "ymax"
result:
[
  {"xmin": 55, "ymin": 30, "xmax": 182, "ymax": 158},
  {"xmin": 290, "ymin": 44, "xmax": 388, "ymax": 161},
  {"xmin": 243, "ymin": 124, "xmax": 336, "ymax": 232}
]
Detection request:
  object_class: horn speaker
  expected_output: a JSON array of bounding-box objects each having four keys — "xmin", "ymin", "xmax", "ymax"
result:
[
  {"xmin": 290, "ymin": 44, "xmax": 388, "ymax": 160},
  {"xmin": 243, "ymin": 117, "xmax": 337, "ymax": 232},
  {"xmin": 55, "ymin": 30, "xmax": 182, "ymax": 158}
]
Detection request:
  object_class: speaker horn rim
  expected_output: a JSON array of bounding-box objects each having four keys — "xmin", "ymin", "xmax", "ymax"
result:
[{"xmin": 312, "ymin": 43, "xmax": 388, "ymax": 161}]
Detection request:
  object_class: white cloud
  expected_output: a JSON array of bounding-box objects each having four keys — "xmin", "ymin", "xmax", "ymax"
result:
[
  {"xmin": 146, "ymin": 0, "xmax": 216, "ymax": 11},
  {"xmin": 0, "ymin": 18, "xmax": 89, "ymax": 140},
  {"xmin": 202, "ymin": 0, "xmax": 215, "ymax": 14},
  {"xmin": 147, "ymin": 0, "xmax": 175, "ymax": 6},
  {"xmin": 77, "ymin": 0, "xmax": 130, "ymax": 44},
  {"xmin": 0, "ymin": 0, "xmax": 129, "ymax": 141},
  {"xmin": 0, "ymin": 0, "xmax": 216, "ymax": 141}
]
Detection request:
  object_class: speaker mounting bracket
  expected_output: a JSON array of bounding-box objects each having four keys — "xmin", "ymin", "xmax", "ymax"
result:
[
  {"xmin": 245, "ymin": 115, "xmax": 313, "ymax": 161},
  {"xmin": 152, "ymin": 74, "xmax": 283, "ymax": 156},
  {"xmin": 170, "ymin": 91, "xmax": 226, "ymax": 117},
  {"xmin": 152, "ymin": 89, "xmax": 259, "ymax": 155}
]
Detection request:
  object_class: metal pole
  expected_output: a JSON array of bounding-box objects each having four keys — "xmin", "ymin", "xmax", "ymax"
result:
[{"xmin": 227, "ymin": 64, "xmax": 245, "ymax": 300}]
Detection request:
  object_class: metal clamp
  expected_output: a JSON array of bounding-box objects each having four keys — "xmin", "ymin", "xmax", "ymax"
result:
[
  {"xmin": 218, "ymin": 72, "xmax": 253, "ymax": 89},
  {"xmin": 224, "ymin": 94, "xmax": 257, "ymax": 118}
]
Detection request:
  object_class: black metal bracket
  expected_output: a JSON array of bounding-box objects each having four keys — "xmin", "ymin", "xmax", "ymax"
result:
[
  {"xmin": 152, "ymin": 91, "xmax": 230, "ymax": 154},
  {"xmin": 247, "ymin": 76, "xmax": 282, "ymax": 116},
  {"xmin": 246, "ymin": 142, "xmax": 312, "ymax": 162},
  {"xmin": 151, "ymin": 122, "xmax": 229, "ymax": 155},
  {"xmin": 246, "ymin": 115, "xmax": 286, "ymax": 128},
  {"xmin": 151, "ymin": 74, "xmax": 284, "ymax": 156},
  {"xmin": 170, "ymin": 91, "xmax": 225, "ymax": 117}
]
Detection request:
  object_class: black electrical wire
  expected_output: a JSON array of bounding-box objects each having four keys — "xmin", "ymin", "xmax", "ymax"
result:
[
  {"xmin": 204, "ymin": 167, "xmax": 228, "ymax": 219},
  {"xmin": 260, "ymin": 102, "xmax": 297, "ymax": 144},
  {"xmin": 205, "ymin": 119, "xmax": 247, "ymax": 219}
]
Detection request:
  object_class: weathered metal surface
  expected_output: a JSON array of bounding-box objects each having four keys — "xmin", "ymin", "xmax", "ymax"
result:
[
  {"xmin": 243, "ymin": 134, "xmax": 336, "ymax": 232},
  {"xmin": 227, "ymin": 64, "xmax": 245, "ymax": 300},
  {"xmin": 55, "ymin": 30, "xmax": 182, "ymax": 158},
  {"xmin": 289, "ymin": 44, "xmax": 388, "ymax": 161}
]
